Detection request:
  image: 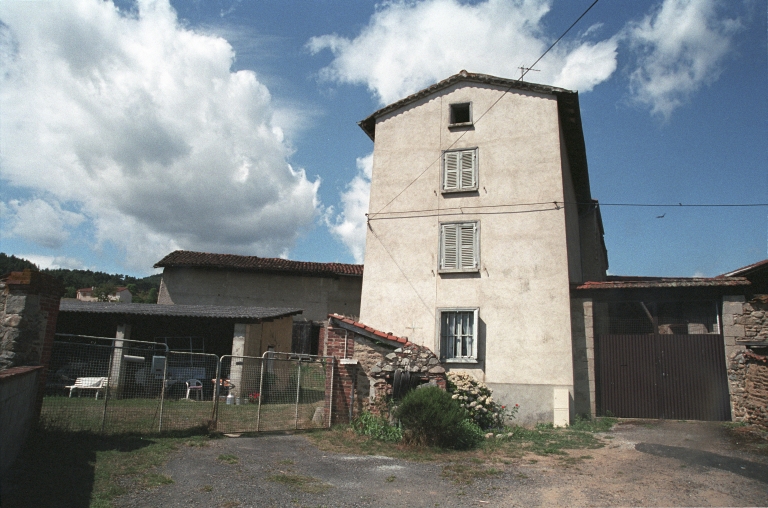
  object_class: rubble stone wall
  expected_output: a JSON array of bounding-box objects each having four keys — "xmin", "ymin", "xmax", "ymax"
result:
[
  {"xmin": 319, "ymin": 322, "xmax": 446, "ymax": 423},
  {"xmin": 728, "ymin": 350, "xmax": 768, "ymax": 427},
  {"xmin": 724, "ymin": 294, "xmax": 768, "ymax": 426}
]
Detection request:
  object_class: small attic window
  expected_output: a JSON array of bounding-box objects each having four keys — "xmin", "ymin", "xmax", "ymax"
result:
[{"xmin": 449, "ymin": 102, "xmax": 472, "ymax": 126}]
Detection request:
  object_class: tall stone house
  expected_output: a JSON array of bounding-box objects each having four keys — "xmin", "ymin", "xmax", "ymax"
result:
[{"xmin": 357, "ymin": 71, "xmax": 608, "ymax": 423}]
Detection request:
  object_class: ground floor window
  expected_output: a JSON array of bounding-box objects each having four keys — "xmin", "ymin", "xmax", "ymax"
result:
[{"xmin": 439, "ymin": 309, "xmax": 478, "ymax": 361}]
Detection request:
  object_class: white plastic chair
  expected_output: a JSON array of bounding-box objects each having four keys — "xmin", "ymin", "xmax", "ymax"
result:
[{"xmin": 185, "ymin": 379, "xmax": 203, "ymax": 400}]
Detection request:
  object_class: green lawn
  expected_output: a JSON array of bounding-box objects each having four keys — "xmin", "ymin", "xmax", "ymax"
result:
[{"xmin": 40, "ymin": 393, "xmax": 329, "ymax": 434}]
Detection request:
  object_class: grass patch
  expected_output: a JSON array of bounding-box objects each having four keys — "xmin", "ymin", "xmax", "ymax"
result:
[
  {"xmin": 306, "ymin": 417, "xmax": 616, "ymax": 470},
  {"xmin": 266, "ymin": 473, "xmax": 332, "ymax": 494},
  {"xmin": 217, "ymin": 454, "xmax": 239, "ymax": 464},
  {"xmin": 39, "ymin": 393, "xmax": 330, "ymax": 435},
  {"xmin": 569, "ymin": 416, "xmax": 618, "ymax": 433},
  {"xmin": 3, "ymin": 427, "xmax": 212, "ymax": 508}
]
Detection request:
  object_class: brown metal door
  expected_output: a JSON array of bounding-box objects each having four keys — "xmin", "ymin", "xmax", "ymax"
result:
[{"xmin": 597, "ymin": 333, "xmax": 730, "ymax": 421}]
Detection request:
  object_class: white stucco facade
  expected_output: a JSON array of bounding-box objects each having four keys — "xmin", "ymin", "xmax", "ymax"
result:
[{"xmin": 358, "ymin": 73, "xmax": 606, "ymax": 424}]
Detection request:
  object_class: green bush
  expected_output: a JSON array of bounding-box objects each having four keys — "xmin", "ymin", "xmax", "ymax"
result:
[
  {"xmin": 351, "ymin": 412, "xmax": 402, "ymax": 442},
  {"xmin": 453, "ymin": 419, "xmax": 485, "ymax": 450},
  {"xmin": 395, "ymin": 386, "xmax": 481, "ymax": 449}
]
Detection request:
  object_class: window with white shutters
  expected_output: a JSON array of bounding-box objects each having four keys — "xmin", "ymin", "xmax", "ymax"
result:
[
  {"xmin": 442, "ymin": 148, "xmax": 477, "ymax": 192},
  {"xmin": 439, "ymin": 308, "xmax": 479, "ymax": 361},
  {"xmin": 439, "ymin": 222, "xmax": 479, "ymax": 272}
]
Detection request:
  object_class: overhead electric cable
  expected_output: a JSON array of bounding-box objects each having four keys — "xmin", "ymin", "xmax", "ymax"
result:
[
  {"xmin": 369, "ymin": 0, "xmax": 603, "ymax": 218},
  {"xmin": 520, "ymin": 0, "xmax": 601, "ymax": 82}
]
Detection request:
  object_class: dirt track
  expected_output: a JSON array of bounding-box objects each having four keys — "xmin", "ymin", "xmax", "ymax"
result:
[{"xmin": 115, "ymin": 420, "xmax": 768, "ymax": 507}]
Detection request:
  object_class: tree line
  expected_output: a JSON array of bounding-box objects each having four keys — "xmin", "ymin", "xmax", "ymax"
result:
[{"xmin": 0, "ymin": 253, "xmax": 161, "ymax": 303}]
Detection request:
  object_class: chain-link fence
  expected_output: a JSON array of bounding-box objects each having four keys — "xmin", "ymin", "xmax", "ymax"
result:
[
  {"xmin": 40, "ymin": 337, "xmax": 333, "ymax": 434},
  {"xmin": 216, "ymin": 353, "xmax": 333, "ymax": 433},
  {"xmin": 42, "ymin": 335, "xmax": 169, "ymax": 433},
  {"xmin": 158, "ymin": 351, "xmax": 220, "ymax": 431}
]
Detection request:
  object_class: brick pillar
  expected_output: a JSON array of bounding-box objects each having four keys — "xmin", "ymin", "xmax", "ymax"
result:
[
  {"xmin": 0, "ymin": 270, "xmax": 65, "ymax": 415},
  {"xmin": 320, "ymin": 324, "xmax": 357, "ymax": 424}
]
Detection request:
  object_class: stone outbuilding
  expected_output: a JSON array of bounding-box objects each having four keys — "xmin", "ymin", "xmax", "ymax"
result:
[{"xmin": 320, "ymin": 314, "xmax": 447, "ymax": 423}]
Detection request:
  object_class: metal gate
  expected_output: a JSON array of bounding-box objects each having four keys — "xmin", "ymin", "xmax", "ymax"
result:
[
  {"xmin": 42, "ymin": 336, "xmax": 333, "ymax": 434},
  {"xmin": 597, "ymin": 333, "xmax": 731, "ymax": 420},
  {"xmin": 215, "ymin": 352, "xmax": 333, "ymax": 433}
]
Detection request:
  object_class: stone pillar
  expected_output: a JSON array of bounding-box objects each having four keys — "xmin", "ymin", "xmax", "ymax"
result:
[
  {"xmin": 229, "ymin": 323, "xmax": 247, "ymax": 399},
  {"xmin": 0, "ymin": 270, "xmax": 64, "ymax": 414},
  {"xmin": 109, "ymin": 323, "xmax": 131, "ymax": 398}
]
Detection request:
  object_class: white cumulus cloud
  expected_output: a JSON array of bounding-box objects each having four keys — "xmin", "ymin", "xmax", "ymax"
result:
[
  {"xmin": 307, "ymin": 0, "xmax": 619, "ymax": 105},
  {"xmin": 325, "ymin": 154, "xmax": 373, "ymax": 264},
  {"xmin": 0, "ymin": 0, "xmax": 320, "ymax": 273},
  {"xmin": 625, "ymin": 0, "xmax": 741, "ymax": 118},
  {"xmin": 20, "ymin": 254, "xmax": 89, "ymax": 271},
  {"xmin": 1, "ymin": 199, "xmax": 85, "ymax": 249}
]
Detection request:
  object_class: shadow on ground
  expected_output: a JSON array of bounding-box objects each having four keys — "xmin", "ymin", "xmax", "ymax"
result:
[
  {"xmin": 1, "ymin": 429, "xmax": 152, "ymax": 508},
  {"xmin": 636, "ymin": 442, "xmax": 768, "ymax": 484}
]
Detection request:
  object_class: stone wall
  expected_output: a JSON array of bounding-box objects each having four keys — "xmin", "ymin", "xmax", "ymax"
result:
[
  {"xmin": 723, "ymin": 294, "xmax": 768, "ymax": 426},
  {"xmin": 1, "ymin": 270, "xmax": 65, "ymax": 372},
  {"xmin": 728, "ymin": 350, "xmax": 768, "ymax": 427},
  {"xmin": 319, "ymin": 322, "xmax": 446, "ymax": 424}
]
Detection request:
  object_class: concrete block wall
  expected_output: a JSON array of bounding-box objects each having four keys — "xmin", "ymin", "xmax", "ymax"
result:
[
  {"xmin": 570, "ymin": 298, "xmax": 596, "ymax": 418},
  {"xmin": 0, "ymin": 366, "xmax": 42, "ymax": 493}
]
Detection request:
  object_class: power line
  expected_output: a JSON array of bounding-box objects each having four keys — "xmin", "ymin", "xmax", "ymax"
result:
[
  {"xmin": 520, "ymin": 0, "xmax": 601, "ymax": 81},
  {"xmin": 369, "ymin": 0, "xmax": 603, "ymax": 218},
  {"xmin": 367, "ymin": 201, "xmax": 768, "ymax": 220},
  {"xmin": 596, "ymin": 203, "xmax": 768, "ymax": 208}
]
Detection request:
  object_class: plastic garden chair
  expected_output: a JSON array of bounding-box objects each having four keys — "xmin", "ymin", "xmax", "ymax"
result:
[{"xmin": 185, "ymin": 379, "xmax": 203, "ymax": 400}]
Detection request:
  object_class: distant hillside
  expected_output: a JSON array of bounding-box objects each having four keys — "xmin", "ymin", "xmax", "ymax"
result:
[{"xmin": 0, "ymin": 253, "xmax": 161, "ymax": 303}]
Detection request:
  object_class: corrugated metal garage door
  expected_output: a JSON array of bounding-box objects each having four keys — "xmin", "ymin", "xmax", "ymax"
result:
[{"xmin": 597, "ymin": 333, "xmax": 731, "ymax": 421}]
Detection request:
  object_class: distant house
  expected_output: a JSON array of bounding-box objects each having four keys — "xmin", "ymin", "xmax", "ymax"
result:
[
  {"xmin": 76, "ymin": 286, "xmax": 132, "ymax": 303},
  {"xmin": 76, "ymin": 287, "xmax": 96, "ymax": 301},
  {"xmin": 108, "ymin": 287, "xmax": 132, "ymax": 303},
  {"xmin": 154, "ymin": 250, "xmax": 363, "ymax": 322}
]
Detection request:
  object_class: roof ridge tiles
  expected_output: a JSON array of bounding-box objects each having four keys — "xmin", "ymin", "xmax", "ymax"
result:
[
  {"xmin": 154, "ymin": 250, "xmax": 363, "ymax": 277},
  {"xmin": 328, "ymin": 313, "xmax": 413, "ymax": 347}
]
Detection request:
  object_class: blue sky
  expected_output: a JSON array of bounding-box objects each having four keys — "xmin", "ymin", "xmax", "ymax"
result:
[{"xmin": 0, "ymin": 0, "xmax": 765, "ymax": 278}]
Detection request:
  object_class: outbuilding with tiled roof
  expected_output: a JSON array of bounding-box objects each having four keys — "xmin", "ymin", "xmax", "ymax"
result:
[{"xmin": 153, "ymin": 250, "xmax": 363, "ymax": 325}]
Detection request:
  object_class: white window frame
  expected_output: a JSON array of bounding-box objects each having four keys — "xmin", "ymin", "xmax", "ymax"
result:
[
  {"xmin": 442, "ymin": 148, "xmax": 478, "ymax": 193},
  {"xmin": 438, "ymin": 308, "xmax": 479, "ymax": 362},
  {"xmin": 439, "ymin": 221, "xmax": 479, "ymax": 273}
]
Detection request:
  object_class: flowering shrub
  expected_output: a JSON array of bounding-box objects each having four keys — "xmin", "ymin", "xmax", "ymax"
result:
[{"xmin": 446, "ymin": 372, "xmax": 518, "ymax": 429}]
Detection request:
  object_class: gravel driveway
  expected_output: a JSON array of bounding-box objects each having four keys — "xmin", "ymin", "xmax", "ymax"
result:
[{"xmin": 115, "ymin": 421, "xmax": 768, "ymax": 507}]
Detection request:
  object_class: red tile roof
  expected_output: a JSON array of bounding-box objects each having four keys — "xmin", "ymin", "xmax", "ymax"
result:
[
  {"xmin": 328, "ymin": 313, "xmax": 414, "ymax": 348},
  {"xmin": 576, "ymin": 277, "xmax": 750, "ymax": 290},
  {"xmin": 154, "ymin": 250, "xmax": 363, "ymax": 278}
]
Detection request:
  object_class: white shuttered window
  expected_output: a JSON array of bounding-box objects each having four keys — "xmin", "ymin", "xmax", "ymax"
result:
[
  {"xmin": 443, "ymin": 148, "xmax": 477, "ymax": 192},
  {"xmin": 440, "ymin": 222, "xmax": 479, "ymax": 272}
]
